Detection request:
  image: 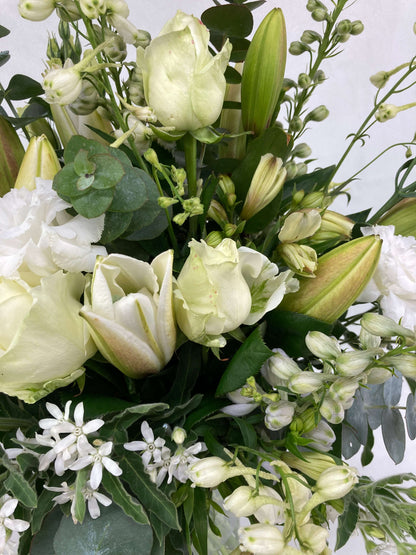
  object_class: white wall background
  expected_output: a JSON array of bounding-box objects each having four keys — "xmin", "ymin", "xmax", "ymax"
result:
[{"xmin": 2, "ymin": 1, "xmax": 416, "ymax": 552}]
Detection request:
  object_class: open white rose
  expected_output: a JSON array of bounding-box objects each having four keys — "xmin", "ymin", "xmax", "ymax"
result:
[
  {"xmin": 0, "ymin": 272, "xmax": 95, "ymax": 403},
  {"xmin": 80, "ymin": 252, "xmax": 176, "ymax": 378},
  {"xmin": 137, "ymin": 11, "xmax": 232, "ymax": 130},
  {"xmin": 174, "ymin": 239, "xmax": 252, "ymax": 348},
  {"xmin": 360, "ymin": 225, "xmax": 416, "ymax": 329},
  {"xmin": 0, "ymin": 179, "xmax": 106, "ymax": 286}
]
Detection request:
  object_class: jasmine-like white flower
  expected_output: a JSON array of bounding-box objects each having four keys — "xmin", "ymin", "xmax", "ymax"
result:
[
  {"xmin": 124, "ymin": 421, "xmax": 165, "ymax": 466},
  {"xmin": 53, "ymin": 402, "xmax": 104, "ymax": 455},
  {"xmin": 44, "ymin": 482, "xmax": 75, "ymax": 506},
  {"xmin": 39, "ymin": 401, "xmax": 72, "ymax": 433},
  {"xmin": 83, "ymin": 482, "xmax": 112, "ymax": 520},
  {"xmin": 69, "ymin": 441, "xmax": 122, "ymax": 489},
  {"xmin": 168, "ymin": 442, "xmax": 207, "ymax": 484},
  {"xmin": 146, "ymin": 446, "xmax": 172, "ymax": 486},
  {"xmin": 0, "ymin": 495, "xmax": 30, "ymax": 553}
]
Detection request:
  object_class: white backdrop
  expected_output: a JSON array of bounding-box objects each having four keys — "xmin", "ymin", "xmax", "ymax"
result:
[{"xmin": 2, "ymin": 1, "xmax": 416, "ymax": 552}]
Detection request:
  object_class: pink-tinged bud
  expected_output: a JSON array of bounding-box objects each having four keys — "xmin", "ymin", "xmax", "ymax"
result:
[
  {"xmin": 14, "ymin": 135, "xmax": 60, "ymax": 191},
  {"xmin": 0, "ymin": 117, "xmax": 24, "ymax": 196},
  {"xmin": 279, "ymin": 235, "xmax": 382, "ymax": 323},
  {"xmin": 241, "ymin": 9, "xmax": 287, "ymax": 136}
]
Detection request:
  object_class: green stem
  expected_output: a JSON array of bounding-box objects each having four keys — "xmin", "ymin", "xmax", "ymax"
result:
[
  {"xmin": 152, "ymin": 169, "xmax": 179, "ymax": 254},
  {"xmin": 183, "ymin": 133, "xmax": 198, "ymax": 237}
]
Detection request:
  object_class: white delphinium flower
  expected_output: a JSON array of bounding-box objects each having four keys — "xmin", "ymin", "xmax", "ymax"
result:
[
  {"xmin": 124, "ymin": 421, "xmax": 165, "ymax": 465},
  {"xmin": 168, "ymin": 442, "xmax": 207, "ymax": 484},
  {"xmin": 303, "ymin": 420, "xmax": 336, "ymax": 452},
  {"xmin": 0, "ymin": 495, "xmax": 30, "ymax": 554},
  {"xmin": 69, "ymin": 441, "xmax": 122, "ymax": 489},
  {"xmin": 360, "ymin": 225, "xmax": 416, "ymax": 329},
  {"xmin": 221, "ymin": 388, "xmax": 259, "ymax": 417},
  {"xmin": 238, "ymin": 523, "xmax": 285, "ymax": 554},
  {"xmin": 0, "ymin": 179, "xmax": 106, "ymax": 285}
]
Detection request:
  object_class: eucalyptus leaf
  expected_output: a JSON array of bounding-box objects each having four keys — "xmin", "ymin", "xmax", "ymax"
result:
[
  {"xmin": 341, "ymin": 422, "xmax": 361, "ymax": 459},
  {"xmin": 73, "ymin": 149, "xmax": 96, "ymax": 177},
  {"xmin": 381, "ymin": 408, "xmax": 406, "ymax": 464},
  {"xmin": 31, "ymin": 508, "xmax": 63, "ymax": 555},
  {"xmin": 91, "ymin": 153, "xmax": 125, "ymax": 190},
  {"xmin": 405, "ymin": 393, "xmax": 416, "ymax": 440},
  {"xmin": 0, "ymin": 51, "xmax": 10, "ymax": 68},
  {"xmin": 361, "ymin": 426, "xmax": 374, "ymax": 466},
  {"xmin": 53, "ymin": 503, "xmax": 153, "ymax": 555},
  {"xmin": 101, "ymin": 210, "xmax": 133, "ymax": 243},
  {"xmin": 362, "ymin": 384, "xmax": 384, "ymax": 430},
  {"xmin": 383, "ymin": 373, "xmax": 402, "ymax": 407},
  {"xmin": 110, "ymin": 167, "xmax": 152, "ymax": 212},
  {"xmin": 72, "ymin": 187, "xmax": 115, "ymax": 218},
  {"xmin": 125, "ymin": 207, "xmax": 168, "ymax": 241},
  {"xmin": 345, "ymin": 391, "xmax": 368, "ymax": 445},
  {"xmin": 216, "ymin": 327, "xmax": 273, "ymax": 396}
]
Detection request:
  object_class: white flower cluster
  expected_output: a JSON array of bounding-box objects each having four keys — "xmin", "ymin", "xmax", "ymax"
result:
[
  {"xmin": 124, "ymin": 421, "xmax": 206, "ymax": 486},
  {"xmin": 0, "ymin": 179, "xmax": 106, "ymax": 285},
  {"xmin": 7, "ymin": 401, "xmax": 121, "ymax": 522},
  {"xmin": 0, "ymin": 495, "xmax": 29, "ymax": 555}
]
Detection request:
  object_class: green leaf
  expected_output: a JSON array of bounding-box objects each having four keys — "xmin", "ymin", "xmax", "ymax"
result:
[
  {"xmin": 282, "ymin": 166, "xmax": 335, "ymax": 202},
  {"xmin": 109, "ymin": 167, "xmax": 148, "ymax": 212},
  {"xmin": 184, "ymin": 397, "xmax": 229, "ymax": 431},
  {"xmin": 201, "ymin": 5, "xmax": 253, "ymax": 38},
  {"xmin": 101, "ymin": 472, "xmax": 149, "ymax": 525},
  {"xmin": 102, "ymin": 403, "xmax": 168, "ymax": 437},
  {"xmin": 265, "ymin": 310, "xmax": 333, "ymax": 358},
  {"xmin": 216, "ymin": 327, "xmax": 273, "ymax": 396},
  {"xmin": 120, "ymin": 452, "xmax": 180, "ymax": 531},
  {"xmin": 31, "ymin": 508, "xmax": 62, "ymax": 555},
  {"xmin": 63, "ymin": 135, "xmax": 108, "ymax": 164},
  {"xmin": 6, "ymin": 74, "xmax": 43, "ymax": 100},
  {"xmin": 31, "ymin": 487, "xmax": 59, "ymax": 534},
  {"xmin": 341, "ymin": 422, "xmax": 361, "ymax": 459},
  {"xmin": 192, "ymin": 487, "xmax": 208, "ymax": 555},
  {"xmin": 91, "ymin": 153, "xmax": 125, "ymax": 190},
  {"xmin": 345, "ymin": 392, "xmax": 368, "ymax": 445},
  {"xmin": 4, "ymin": 468, "xmax": 37, "ymax": 508},
  {"xmin": 406, "ymin": 392, "xmax": 416, "ymax": 440},
  {"xmin": 73, "ymin": 468, "xmax": 88, "ymax": 524},
  {"xmin": 383, "ymin": 373, "xmax": 402, "ymax": 406},
  {"xmin": 361, "ymin": 426, "xmax": 374, "ymax": 467},
  {"xmin": 0, "ymin": 26, "xmax": 10, "ymax": 38},
  {"xmin": 53, "ymin": 503, "xmax": 153, "ymax": 555},
  {"xmin": 229, "ymin": 37, "xmax": 250, "ymax": 62},
  {"xmin": 101, "ymin": 210, "xmax": 133, "ymax": 243},
  {"xmin": 234, "ymin": 417, "xmax": 257, "ymax": 449},
  {"xmin": 382, "ymin": 408, "xmax": 406, "ymax": 464},
  {"xmin": 73, "ymin": 149, "xmax": 96, "ymax": 177},
  {"xmin": 0, "ymin": 51, "xmax": 10, "ymax": 68},
  {"xmin": 125, "ymin": 207, "xmax": 168, "ymax": 241},
  {"xmin": 53, "ymin": 165, "xmax": 90, "ymax": 198},
  {"xmin": 335, "ymin": 495, "xmax": 359, "ymax": 550},
  {"xmin": 225, "ymin": 65, "xmax": 242, "ymax": 84},
  {"xmin": 165, "ymin": 342, "xmax": 201, "ymax": 406},
  {"xmin": 72, "ymin": 187, "xmax": 115, "ymax": 218},
  {"xmin": 76, "ymin": 174, "xmax": 95, "ymax": 191}
]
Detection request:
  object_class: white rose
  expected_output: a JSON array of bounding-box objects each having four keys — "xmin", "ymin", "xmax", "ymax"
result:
[
  {"xmin": 0, "ymin": 179, "xmax": 106, "ymax": 286},
  {"xmin": 80, "ymin": 251, "xmax": 176, "ymax": 378},
  {"xmin": 137, "ymin": 11, "xmax": 232, "ymax": 130},
  {"xmin": 173, "ymin": 239, "xmax": 252, "ymax": 347},
  {"xmin": 0, "ymin": 272, "xmax": 95, "ymax": 403},
  {"xmin": 360, "ymin": 225, "xmax": 416, "ymax": 329}
]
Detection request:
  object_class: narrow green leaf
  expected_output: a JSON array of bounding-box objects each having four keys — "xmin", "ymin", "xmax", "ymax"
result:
[
  {"xmin": 31, "ymin": 487, "xmax": 58, "ymax": 534},
  {"xmin": 30, "ymin": 508, "xmax": 63, "ymax": 555},
  {"xmin": 193, "ymin": 487, "xmax": 208, "ymax": 555},
  {"xmin": 361, "ymin": 426, "xmax": 374, "ymax": 467},
  {"xmin": 73, "ymin": 468, "xmax": 88, "ymax": 523},
  {"xmin": 184, "ymin": 398, "xmax": 228, "ymax": 431},
  {"xmin": 120, "ymin": 452, "xmax": 180, "ymax": 531},
  {"xmin": 102, "ymin": 402, "xmax": 168, "ymax": 435},
  {"xmin": 234, "ymin": 417, "xmax": 257, "ymax": 449},
  {"xmin": 4, "ymin": 471, "xmax": 37, "ymax": 508},
  {"xmin": 335, "ymin": 496, "xmax": 359, "ymax": 550},
  {"xmin": 101, "ymin": 472, "xmax": 149, "ymax": 525},
  {"xmin": 216, "ymin": 327, "xmax": 273, "ymax": 396}
]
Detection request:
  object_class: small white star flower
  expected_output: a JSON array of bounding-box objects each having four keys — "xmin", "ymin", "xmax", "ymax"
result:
[
  {"xmin": 53, "ymin": 402, "xmax": 104, "ymax": 455},
  {"xmin": 82, "ymin": 482, "xmax": 112, "ymax": 520},
  {"xmin": 70, "ymin": 441, "xmax": 122, "ymax": 489},
  {"xmin": 0, "ymin": 495, "xmax": 29, "ymax": 553},
  {"xmin": 124, "ymin": 421, "xmax": 165, "ymax": 466}
]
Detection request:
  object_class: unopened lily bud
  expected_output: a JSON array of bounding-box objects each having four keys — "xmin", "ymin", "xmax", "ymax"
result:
[
  {"xmin": 383, "ymin": 354, "xmax": 416, "ymax": 379},
  {"xmin": 288, "ymin": 116, "xmax": 304, "ymax": 133},
  {"xmin": 69, "ymin": 79, "xmax": 99, "ymax": 115},
  {"xmin": 335, "ymin": 350, "xmax": 376, "ymax": 377},
  {"xmin": 319, "ymin": 396, "xmax": 345, "ymax": 424},
  {"xmin": 188, "ymin": 457, "xmax": 242, "ymax": 488},
  {"xmin": 305, "ymin": 105, "xmax": 329, "ymax": 122},
  {"xmin": 370, "ymin": 71, "xmax": 390, "ymax": 89},
  {"xmin": 375, "ymin": 103, "xmax": 400, "ymax": 122},
  {"xmin": 172, "ymin": 427, "xmax": 186, "ymax": 445},
  {"xmin": 14, "ymin": 135, "xmax": 61, "ymax": 191},
  {"xmin": 288, "ymin": 372, "xmax": 328, "ymax": 394},
  {"xmin": 301, "ymin": 29, "xmax": 321, "ymax": 44},
  {"xmin": 278, "ymin": 243, "xmax": 318, "ymax": 276},
  {"xmin": 79, "ymin": 0, "xmax": 106, "ymax": 19},
  {"xmin": 278, "ymin": 210, "xmax": 322, "ymax": 243},
  {"xmin": 218, "ymin": 174, "xmax": 236, "ymax": 200},
  {"xmin": 350, "ymin": 20, "xmax": 364, "ymax": 35},
  {"xmin": 306, "ymin": 331, "xmax": 341, "ymax": 360},
  {"xmin": 279, "ymin": 235, "xmax": 382, "ymax": 323},
  {"xmin": 265, "ymin": 400, "xmax": 296, "ymax": 431},
  {"xmin": 311, "ymin": 210, "xmax": 354, "ymax": 246},
  {"xmin": 361, "ymin": 312, "xmax": 415, "ymax": 340},
  {"xmin": 18, "ymin": 0, "xmax": 55, "ymax": 21},
  {"xmin": 238, "ymin": 523, "xmax": 285, "ymax": 554},
  {"xmin": 292, "ymin": 189, "xmax": 305, "ymax": 205},
  {"xmin": 241, "ymin": 9, "xmax": 286, "ymax": 136},
  {"xmin": 0, "ymin": 117, "xmax": 24, "ymax": 196},
  {"xmin": 298, "ymin": 73, "xmax": 312, "ymax": 89},
  {"xmin": 282, "ymin": 452, "xmax": 337, "ymax": 481},
  {"xmin": 240, "ymin": 154, "xmax": 286, "ymax": 220},
  {"xmin": 312, "ymin": 8, "xmax": 327, "ymax": 22},
  {"xmin": 205, "ymin": 231, "xmax": 225, "ymax": 248},
  {"xmin": 315, "ymin": 465, "xmax": 359, "ymax": 501},
  {"xmin": 298, "ymin": 523, "xmax": 329, "ymax": 554},
  {"xmin": 299, "ymin": 191, "xmax": 326, "ymax": 209},
  {"xmin": 377, "ymin": 197, "xmax": 416, "ymax": 237},
  {"xmin": 303, "ymin": 420, "xmax": 336, "ymax": 452},
  {"xmin": 224, "ymin": 223, "xmax": 237, "ymax": 237},
  {"xmin": 289, "ymin": 41, "xmax": 311, "ymax": 56}
]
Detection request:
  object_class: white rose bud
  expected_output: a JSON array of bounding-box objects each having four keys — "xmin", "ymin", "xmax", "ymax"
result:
[
  {"xmin": 238, "ymin": 523, "xmax": 285, "ymax": 555},
  {"xmin": 18, "ymin": 0, "xmax": 55, "ymax": 21},
  {"xmin": 265, "ymin": 400, "xmax": 296, "ymax": 431},
  {"xmin": 137, "ymin": 11, "xmax": 231, "ymax": 130},
  {"xmin": 305, "ymin": 331, "xmax": 341, "ymax": 361}
]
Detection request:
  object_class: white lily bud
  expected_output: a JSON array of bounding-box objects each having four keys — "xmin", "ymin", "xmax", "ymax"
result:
[
  {"xmin": 335, "ymin": 350, "xmax": 377, "ymax": 377},
  {"xmin": 265, "ymin": 400, "xmax": 296, "ymax": 431},
  {"xmin": 314, "ymin": 465, "xmax": 359, "ymax": 501},
  {"xmin": 288, "ymin": 372, "xmax": 328, "ymax": 394},
  {"xmin": 305, "ymin": 331, "xmax": 341, "ymax": 361},
  {"xmin": 18, "ymin": 0, "xmax": 55, "ymax": 21},
  {"xmin": 319, "ymin": 396, "xmax": 345, "ymax": 424},
  {"xmin": 298, "ymin": 523, "xmax": 329, "ymax": 554},
  {"xmin": 278, "ymin": 209, "xmax": 322, "ymax": 243},
  {"xmin": 238, "ymin": 523, "xmax": 285, "ymax": 554}
]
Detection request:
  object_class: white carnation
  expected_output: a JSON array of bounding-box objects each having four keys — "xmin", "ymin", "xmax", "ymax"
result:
[
  {"xmin": 360, "ymin": 225, "xmax": 416, "ymax": 329},
  {"xmin": 0, "ymin": 179, "xmax": 106, "ymax": 285}
]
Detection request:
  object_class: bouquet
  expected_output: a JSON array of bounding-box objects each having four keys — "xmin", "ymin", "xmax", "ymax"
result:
[{"xmin": 1, "ymin": 0, "xmax": 416, "ymax": 553}]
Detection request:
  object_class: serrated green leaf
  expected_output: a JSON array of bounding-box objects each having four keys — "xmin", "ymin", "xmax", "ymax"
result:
[
  {"xmin": 4, "ymin": 470, "xmax": 37, "ymax": 508},
  {"xmin": 201, "ymin": 5, "xmax": 253, "ymax": 38},
  {"xmin": 120, "ymin": 452, "xmax": 180, "ymax": 531},
  {"xmin": 335, "ymin": 496, "xmax": 359, "ymax": 550},
  {"xmin": 216, "ymin": 327, "xmax": 273, "ymax": 396},
  {"xmin": 382, "ymin": 407, "xmax": 406, "ymax": 464},
  {"xmin": 53, "ymin": 503, "xmax": 153, "ymax": 555},
  {"xmin": 6, "ymin": 74, "xmax": 43, "ymax": 100},
  {"xmin": 101, "ymin": 473, "xmax": 149, "ymax": 525}
]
